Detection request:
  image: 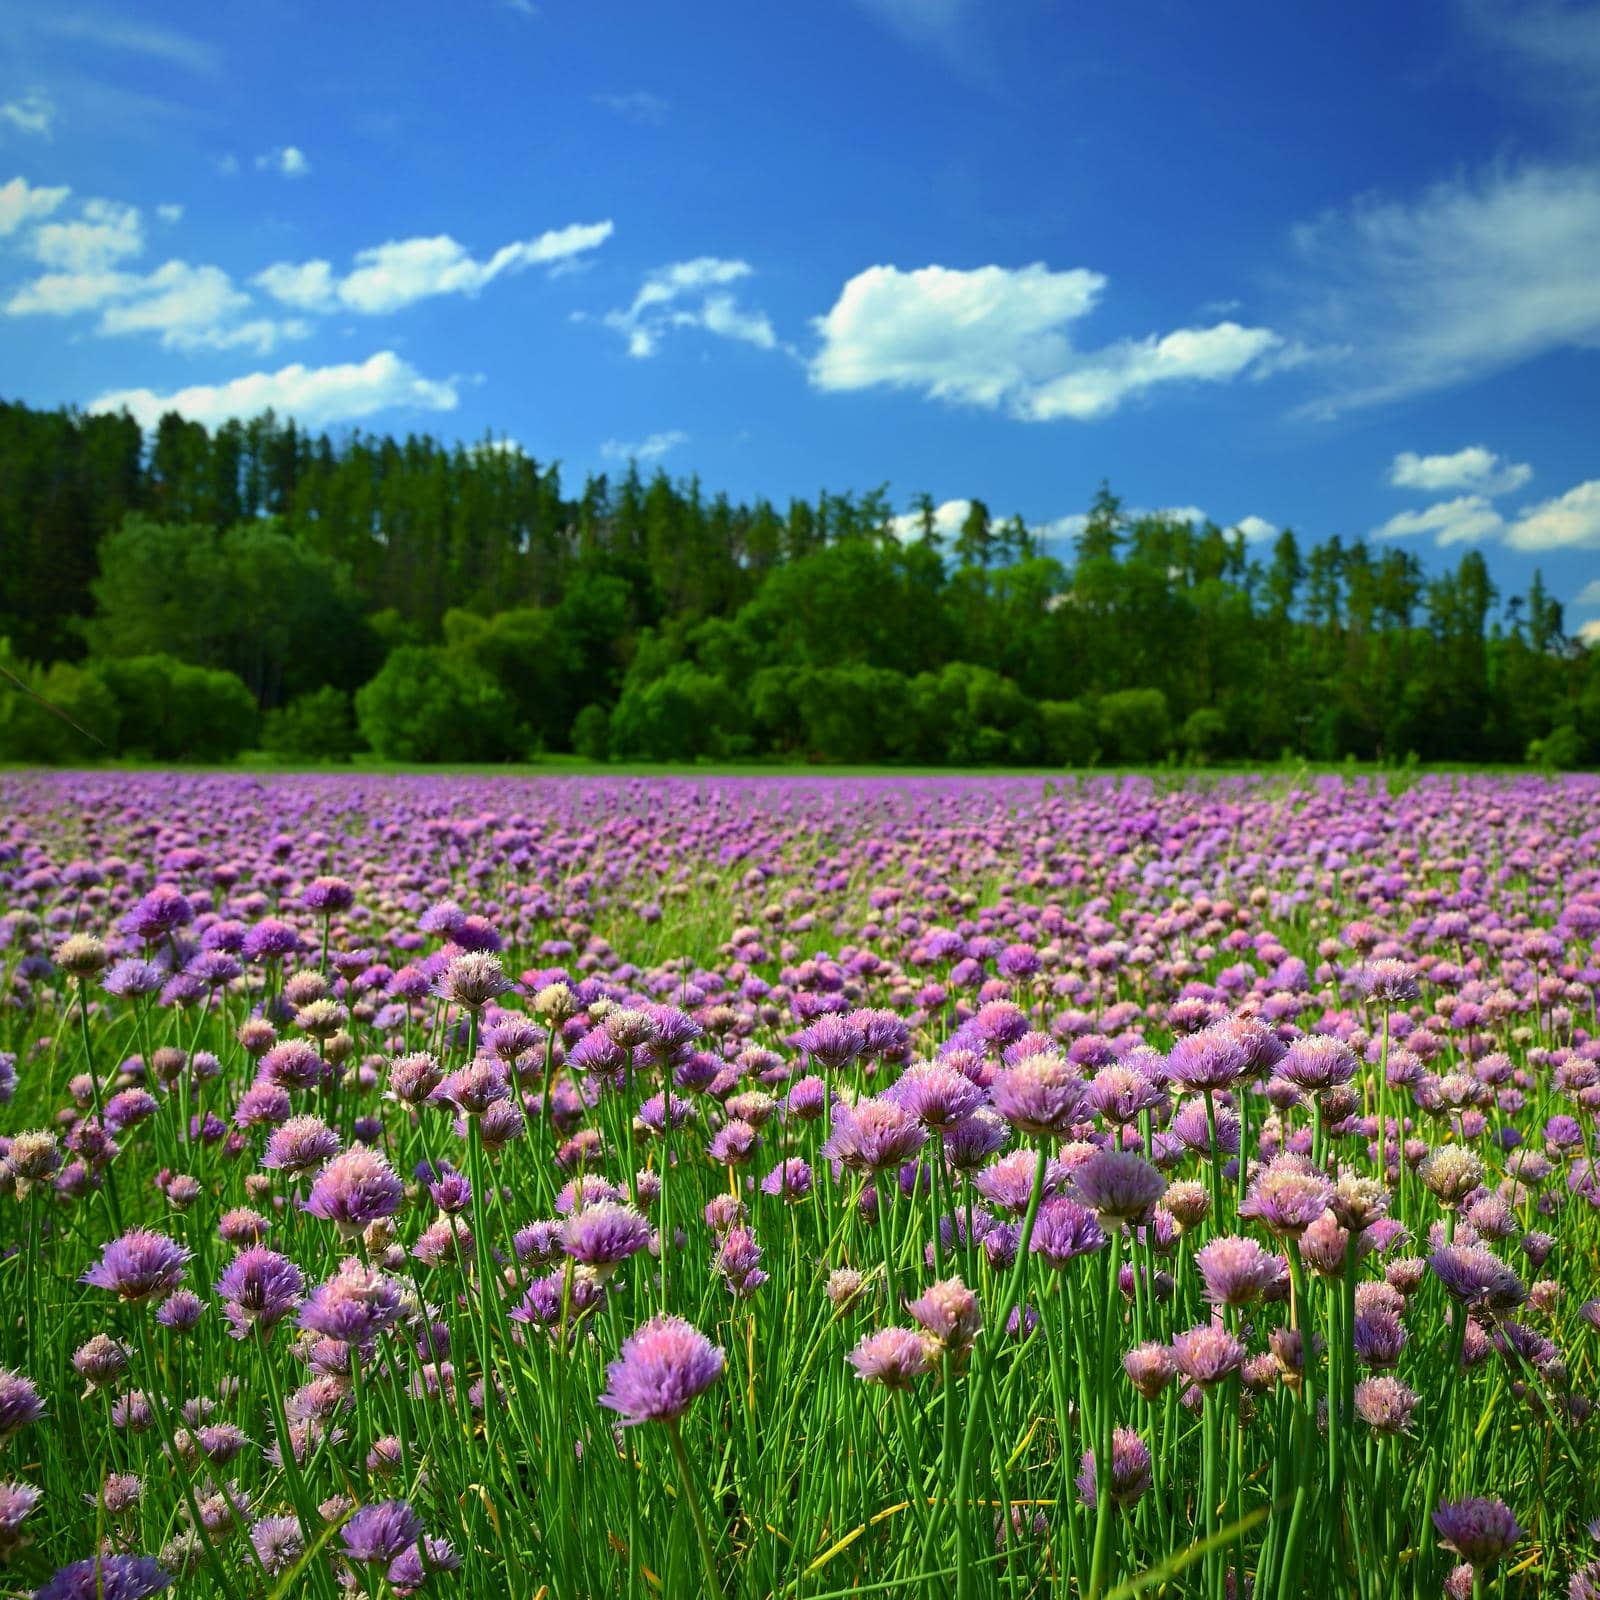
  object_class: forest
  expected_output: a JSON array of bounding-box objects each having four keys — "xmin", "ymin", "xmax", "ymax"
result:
[{"xmin": 0, "ymin": 397, "xmax": 1594, "ymax": 767}]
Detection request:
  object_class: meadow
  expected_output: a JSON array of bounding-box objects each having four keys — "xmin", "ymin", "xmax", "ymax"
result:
[{"xmin": 0, "ymin": 768, "xmax": 1597, "ymax": 1600}]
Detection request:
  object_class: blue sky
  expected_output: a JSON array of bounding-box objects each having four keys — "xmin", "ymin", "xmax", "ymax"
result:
[{"xmin": 2, "ymin": 0, "xmax": 1598, "ymax": 634}]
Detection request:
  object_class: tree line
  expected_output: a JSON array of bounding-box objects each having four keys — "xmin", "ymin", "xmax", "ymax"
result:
[{"xmin": 0, "ymin": 397, "xmax": 1595, "ymax": 767}]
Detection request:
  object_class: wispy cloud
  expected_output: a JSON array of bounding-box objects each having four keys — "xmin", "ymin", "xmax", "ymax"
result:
[
  {"xmin": 25, "ymin": 11, "xmax": 221, "ymax": 74},
  {"xmin": 256, "ymin": 222, "xmax": 614, "ymax": 315},
  {"xmin": 90, "ymin": 351, "xmax": 459, "ymax": 430},
  {"xmin": 594, "ymin": 91, "xmax": 669, "ymax": 125},
  {"xmin": 256, "ymin": 145, "xmax": 310, "ymax": 179},
  {"xmin": 603, "ymin": 258, "xmax": 778, "ymax": 358},
  {"xmin": 600, "ymin": 430, "xmax": 689, "ymax": 462},
  {"xmin": 1289, "ymin": 161, "xmax": 1600, "ymax": 414},
  {"xmin": 0, "ymin": 90, "xmax": 56, "ymax": 139}
]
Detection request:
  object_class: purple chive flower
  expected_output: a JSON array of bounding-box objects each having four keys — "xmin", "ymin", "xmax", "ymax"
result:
[
  {"xmin": 299, "ymin": 1258, "xmax": 405, "ymax": 1344},
  {"xmin": 1030, "ymin": 1197, "xmax": 1107, "ymax": 1268},
  {"xmin": 34, "ymin": 1555, "xmax": 173, "ymax": 1600},
  {"xmin": 80, "ymin": 1231, "xmax": 192, "ymax": 1304},
  {"xmin": 849, "ymin": 1327, "xmax": 933, "ymax": 1388},
  {"xmin": 1428, "ymin": 1245, "xmax": 1527, "ymax": 1317},
  {"xmin": 1071, "ymin": 1149, "xmax": 1167, "ymax": 1222},
  {"xmin": 1171, "ymin": 1324, "xmax": 1246, "ymax": 1387},
  {"xmin": 1354, "ymin": 1375, "xmax": 1418, "ymax": 1435},
  {"xmin": 340, "ymin": 1499, "xmax": 425, "ymax": 1565},
  {"xmin": 1357, "ymin": 960, "xmax": 1421, "ymax": 1004},
  {"xmin": 436, "ymin": 952, "xmax": 512, "ymax": 1010},
  {"xmin": 715, "ymin": 1228, "xmax": 768, "ymax": 1298},
  {"xmin": 215, "ymin": 1247, "xmax": 304, "ymax": 1339},
  {"xmin": 760, "ymin": 1158, "xmax": 813, "ymax": 1200},
  {"xmin": 1123, "ymin": 1342, "xmax": 1177, "ymax": 1399},
  {"xmin": 820, "ymin": 1098, "xmax": 927, "ymax": 1173},
  {"xmin": 0, "ymin": 1478, "xmax": 42, "ymax": 1552},
  {"xmin": 907, "ymin": 1277, "xmax": 981, "ymax": 1361},
  {"xmin": 1195, "ymin": 1236, "xmax": 1285, "ymax": 1308},
  {"xmin": 1432, "ymin": 1496, "xmax": 1523, "ymax": 1569},
  {"xmin": 1076, "ymin": 1426, "xmax": 1153, "ymax": 1509},
  {"xmin": 1166, "ymin": 1024, "xmax": 1251, "ymax": 1092},
  {"xmin": 301, "ymin": 1148, "xmax": 403, "ymax": 1238},
  {"xmin": 990, "ymin": 1052, "xmax": 1084, "ymax": 1139},
  {"xmin": 1240, "ymin": 1157, "xmax": 1335, "ymax": 1239},
  {"xmin": 891, "ymin": 1060, "xmax": 986, "ymax": 1129},
  {"xmin": 249, "ymin": 1515, "xmax": 305, "ymax": 1576},
  {"xmin": 561, "ymin": 1201, "xmax": 652, "ymax": 1269},
  {"xmin": 262, "ymin": 1114, "xmax": 341, "ymax": 1174},
  {"xmin": 599, "ymin": 1315, "xmax": 725, "ymax": 1425},
  {"xmin": 797, "ymin": 1015, "xmax": 865, "ymax": 1070},
  {"xmin": 101, "ymin": 960, "xmax": 165, "ymax": 1000},
  {"xmin": 387, "ymin": 1536, "xmax": 461, "ymax": 1591},
  {"xmin": 0, "ymin": 1369, "xmax": 46, "ymax": 1442}
]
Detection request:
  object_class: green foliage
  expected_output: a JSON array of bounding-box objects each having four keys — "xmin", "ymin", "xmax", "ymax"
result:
[
  {"xmin": 95, "ymin": 654, "xmax": 258, "ymax": 760},
  {"xmin": 1179, "ymin": 706, "xmax": 1229, "ymax": 761},
  {"xmin": 260, "ymin": 686, "xmax": 360, "ymax": 762},
  {"xmin": 1526, "ymin": 723, "xmax": 1587, "ymax": 771},
  {"xmin": 1098, "ymin": 688, "xmax": 1173, "ymax": 763},
  {"xmin": 1, "ymin": 399, "xmax": 1596, "ymax": 768},
  {"xmin": 609, "ymin": 664, "xmax": 749, "ymax": 761},
  {"xmin": 571, "ymin": 703, "xmax": 611, "ymax": 762},
  {"xmin": 0, "ymin": 641, "xmax": 120, "ymax": 763},
  {"xmin": 86, "ymin": 514, "xmax": 379, "ymax": 707},
  {"xmin": 353, "ymin": 646, "xmax": 523, "ymax": 763}
]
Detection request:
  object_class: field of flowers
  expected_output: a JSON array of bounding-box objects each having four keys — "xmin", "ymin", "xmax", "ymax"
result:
[{"xmin": 1, "ymin": 769, "xmax": 1598, "ymax": 1600}]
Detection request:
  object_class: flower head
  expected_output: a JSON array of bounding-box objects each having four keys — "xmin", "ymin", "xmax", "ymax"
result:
[
  {"xmin": 80, "ymin": 1231, "xmax": 191, "ymax": 1304},
  {"xmin": 1432, "ymin": 1496, "xmax": 1522, "ymax": 1569},
  {"xmin": 600, "ymin": 1315, "xmax": 724, "ymax": 1425}
]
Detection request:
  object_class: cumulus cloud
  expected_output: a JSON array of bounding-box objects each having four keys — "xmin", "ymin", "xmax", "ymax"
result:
[
  {"xmin": 255, "ymin": 222, "xmax": 614, "ymax": 315},
  {"xmin": 30, "ymin": 197, "xmax": 143, "ymax": 271},
  {"xmin": 889, "ymin": 498, "xmax": 976, "ymax": 543},
  {"xmin": 1388, "ymin": 445, "xmax": 1532, "ymax": 496},
  {"xmin": 1505, "ymin": 480, "xmax": 1600, "ymax": 550},
  {"xmin": 1291, "ymin": 162, "xmax": 1600, "ymax": 413},
  {"xmin": 1232, "ymin": 514, "xmax": 1279, "ymax": 543},
  {"xmin": 603, "ymin": 257, "xmax": 777, "ymax": 358},
  {"xmin": 0, "ymin": 175, "xmax": 69, "ymax": 236},
  {"xmin": 1, "ymin": 91, "xmax": 56, "ymax": 139},
  {"xmin": 809, "ymin": 262, "xmax": 1281, "ymax": 421},
  {"xmin": 256, "ymin": 145, "xmax": 310, "ymax": 178},
  {"xmin": 89, "ymin": 350, "xmax": 459, "ymax": 430},
  {"xmin": 1373, "ymin": 495, "xmax": 1506, "ymax": 547},
  {"xmin": 1580, "ymin": 618, "xmax": 1600, "ymax": 647},
  {"xmin": 599, "ymin": 430, "xmax": 689, "ymax": 462}
]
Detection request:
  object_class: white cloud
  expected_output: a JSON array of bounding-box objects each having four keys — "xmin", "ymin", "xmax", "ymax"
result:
[
  {"xmin": 1373, "ymin": 495, "xmax": 1506, "ymax": 547},
  {"xmin": 594, "ymin": 91, "xmax": 669, "ymax": 125},
  {"xmin": 1505, "ymin": 480, "xmax": 1600, "ymax": 550},
  {"xmin": 1579, "ymin": 618, "xmax": 1600, "ymax": 647},
  {"xmin": 156, "ymin": 203, "xmax": 184, "ymax": 224},
  {"xmin": 1, "ymin": 91, "xmax": 56, "ymax": 139},
  {"xmin": 890, "ymin": 497, "xmax": 974, "ymax": 543},
  {"xmin": 256, "ymin": 145, "xmax": 310, "ymax": 179},
  {"xmin": 600, "ymin": 429, "xmax": 689, "ymax": 462},
  {"xmin": 810, "ymin": 263, "xmax": 1281, "ymax": 420},
  {"xmin": 5, "ymin": 268, "xmax": 133, "ymax": 315},
  {"xmin": 6, "ymin": 255, "xmax": 307, "ymax": 353},
  {"xmin": 30, "ymin": 12, "xmax": 220, "ymax": 73},
  {"xmin": 253, "ymin": 259, "xmax": 336, "ymax": 311},
  {"xmin": 1291, "ymin": 162, "xmax": 1600, "ymax": 413},
  {"xmin": 1573, "ymin": 579, "xmax": 1600, "ymax": 610},
  {"xmin": 255, "ymin": 222, "xmax": 613, "ymax": 315},
  {"xmin": 30, "ymin": 197, "xmax": 143, "ymax": 271},
  {"xmin": 1232, "ymin": 514, "xmax": 1279, "ymax": 543},
  {"xmin": 0, "ymin": 175, "xmax": 69, "ymax": 236},
  {"xmin": 603, "ymin": 257, "xmax": 777, "ymax": 358},
  {"xmin": 89, "ymin": 351, "xmax": 459, "ymax": 430},
  {"xmin": 1388, "ymin": 445, "xmax": 1532, "ymax": 496}
]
